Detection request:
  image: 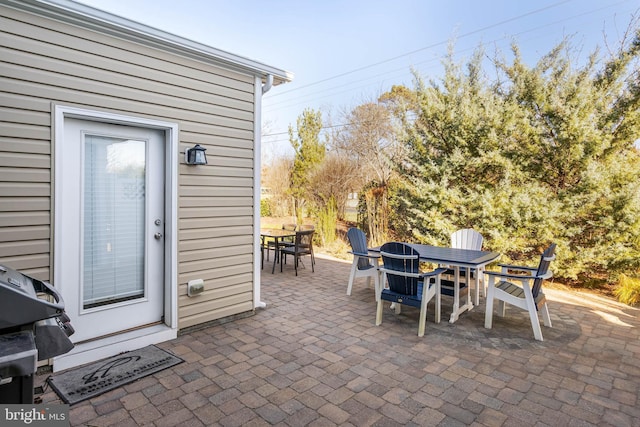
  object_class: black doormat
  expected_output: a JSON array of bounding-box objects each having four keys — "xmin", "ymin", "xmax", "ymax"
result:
[{"xmin": 47, "ymin": 345, "xmax": 183, "ymax": 405}]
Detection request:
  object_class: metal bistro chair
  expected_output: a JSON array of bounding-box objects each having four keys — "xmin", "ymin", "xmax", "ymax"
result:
[
  {"xmin": 264, "ymin": 223, "xmax": 297, "ymax": 262},
  {"xmin": 280, "ymin": 229, "xmax": 315, "ymax": 276},
  {"xmin": 377, "ymin": 242, "xmax": 447, "ymax": 337},
  {"xmin": 484, "ymin": 243, "xmax": 556, "ymax": 341},
  {"xmin": 346, "ymin": 228, "xmax": 381, "ymax": 301}
]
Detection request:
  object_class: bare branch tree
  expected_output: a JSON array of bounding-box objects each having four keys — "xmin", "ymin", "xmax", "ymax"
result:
[
  {"xmin": 331, "ymin": 98, "xmax": 402, "ymax": 243},
  {"xmin": 308, "ymin": 154, "xmax": 359, "ymax": 219}
]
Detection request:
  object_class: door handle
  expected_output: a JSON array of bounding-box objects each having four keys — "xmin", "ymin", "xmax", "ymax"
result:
[{"xmin": 154, "ymin": 232, "xmax": 163, "ymax": 240}]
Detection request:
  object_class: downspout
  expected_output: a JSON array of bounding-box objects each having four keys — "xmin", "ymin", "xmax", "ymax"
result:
[
  {"xmin": 262, "ymin": 74, "xmax": 273, "ymax": 95},
  {"xmin": 253, "ymin": 74, "xmax": 273, "ymax": 309}
]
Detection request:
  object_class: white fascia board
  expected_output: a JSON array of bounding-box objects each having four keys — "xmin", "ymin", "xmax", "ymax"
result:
[{"xmin": 3, "ymin": 0, "xmax": 294, "ymax": 85}]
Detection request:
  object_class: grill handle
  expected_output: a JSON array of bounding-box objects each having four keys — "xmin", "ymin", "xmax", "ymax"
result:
[{"xmin": 30, "ymin": 277, "xmax": 65, "ymax": 309}]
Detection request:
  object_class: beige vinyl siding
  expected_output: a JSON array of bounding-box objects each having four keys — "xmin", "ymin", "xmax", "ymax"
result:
[
  {"xmin": 0, "ymin": 5, "xmax": 259, "ymax": 328},
  {"xmin": 0, "ymin": 115, "xmax": 52, "ymax": 279}
]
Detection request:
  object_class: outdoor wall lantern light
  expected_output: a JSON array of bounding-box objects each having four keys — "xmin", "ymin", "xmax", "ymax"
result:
[{"xmin": 185, "ymin": 144, "xmax": 207, "ymax": 165}]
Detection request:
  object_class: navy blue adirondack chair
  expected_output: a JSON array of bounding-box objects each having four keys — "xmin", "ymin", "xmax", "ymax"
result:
[
  {"xmin": 346, "ymin": 228, "xmax": 381, "ymax": 301},
  {"xmin": 377, "ymin": 242, "xmax": 447, "ymax": 337}
]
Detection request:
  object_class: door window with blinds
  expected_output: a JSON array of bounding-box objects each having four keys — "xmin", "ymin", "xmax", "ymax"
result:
[
  {"xmin": 57, "ymin": 114, "xmax": 166, "ymax": 344},
  {"xmin": 83, "ymin": 135, "xmax": 146, "ymax": 309}
]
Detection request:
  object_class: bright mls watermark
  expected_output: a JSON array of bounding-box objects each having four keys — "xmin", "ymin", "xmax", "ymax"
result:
[{"xmin": 1, "ymin": 405, "xmax": 69, "ymax": 426}]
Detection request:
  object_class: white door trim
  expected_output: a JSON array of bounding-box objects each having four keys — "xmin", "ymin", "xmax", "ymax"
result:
[{"xmin": 52, "ymin": 105, "xmax": 179, "ymax": 371}]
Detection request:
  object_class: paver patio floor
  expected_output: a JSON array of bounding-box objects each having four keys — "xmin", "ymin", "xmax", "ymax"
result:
[{"xmin": 36, "ymin": 255, "xmax": 640, "ymax": 426}]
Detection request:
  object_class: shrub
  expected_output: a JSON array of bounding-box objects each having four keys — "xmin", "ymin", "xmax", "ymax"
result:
[
  {"xmin": 614, "ymin": 274, "xmax": 640, "ymax": 306},
  {"xmin": 317, "ymin": 197, "xmax": 337, "ymax": 246},
  {"xmin": 260, "ymin": 199, "xmax": 272, "ymax": 217}
]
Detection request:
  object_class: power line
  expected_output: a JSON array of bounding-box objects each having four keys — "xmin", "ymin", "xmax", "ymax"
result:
[
  {"xmin": 262, "ymin": 0, "xmax": 635, "ymax": 135},
  {"xmin": 261, "ymin": 0, "xmax": 638, "ymax": 148},
  {"xmin": 268, "ymin": 0, "xmax": 573, "ymax": 98},
  {"xmin": 264, "ymin": 123, "xmax": 348, "ymax": 138}
]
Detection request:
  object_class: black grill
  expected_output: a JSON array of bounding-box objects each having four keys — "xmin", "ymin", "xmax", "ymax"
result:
[{"xmin": 0, "ymin": 264, "xmax": 74, "ymax": 403}]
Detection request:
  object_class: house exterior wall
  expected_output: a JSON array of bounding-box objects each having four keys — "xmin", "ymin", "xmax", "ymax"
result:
[{"xmin": 0, "ymin": 4, "xmax": 258, "ymax": 329}]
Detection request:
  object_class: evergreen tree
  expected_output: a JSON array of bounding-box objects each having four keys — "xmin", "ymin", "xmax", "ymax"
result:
[
  {"xmin": 288, "ymin": 108, "xmax": 326, "ymax": 224},
  {"xmin": 388, "ymin": 25, "xmax": 640, "ymax": 282}
]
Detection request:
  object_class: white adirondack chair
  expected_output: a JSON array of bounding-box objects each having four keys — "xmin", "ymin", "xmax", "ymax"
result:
[
  {"xmin": 449, "ymin": 229, "xmax": 484, "ymax": 306},
  {"xmin": 484, "ymin": 244, "xmax": 556, "ymax": 341},
  {"xmin": 451, "ymin": 228, "xmax": 483, "ymax": 252}
]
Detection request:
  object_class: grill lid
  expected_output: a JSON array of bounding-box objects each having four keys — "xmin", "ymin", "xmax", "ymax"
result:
[{"xmin": 0, "ymin": 265, "xmax": 66, "ymax": 330}]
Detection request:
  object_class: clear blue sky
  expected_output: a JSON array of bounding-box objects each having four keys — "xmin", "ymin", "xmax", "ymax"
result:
[{"xmin": 77, "ymin": 0, "xmax": 638, "ymax": 158}]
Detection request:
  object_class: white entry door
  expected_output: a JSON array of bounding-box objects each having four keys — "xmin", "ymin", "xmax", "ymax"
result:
[{"xmin": 58, "ymin": 118, "xmax": 165, "ymax": 343}]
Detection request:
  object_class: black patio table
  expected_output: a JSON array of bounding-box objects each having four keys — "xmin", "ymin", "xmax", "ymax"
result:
[
  {"xmin": 261, "ymin": 229, "xmax": 297, "ymax": 274},
  {"xmin": 371, "ymin": 244, "xmax": 500, "ymax": 322}
]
